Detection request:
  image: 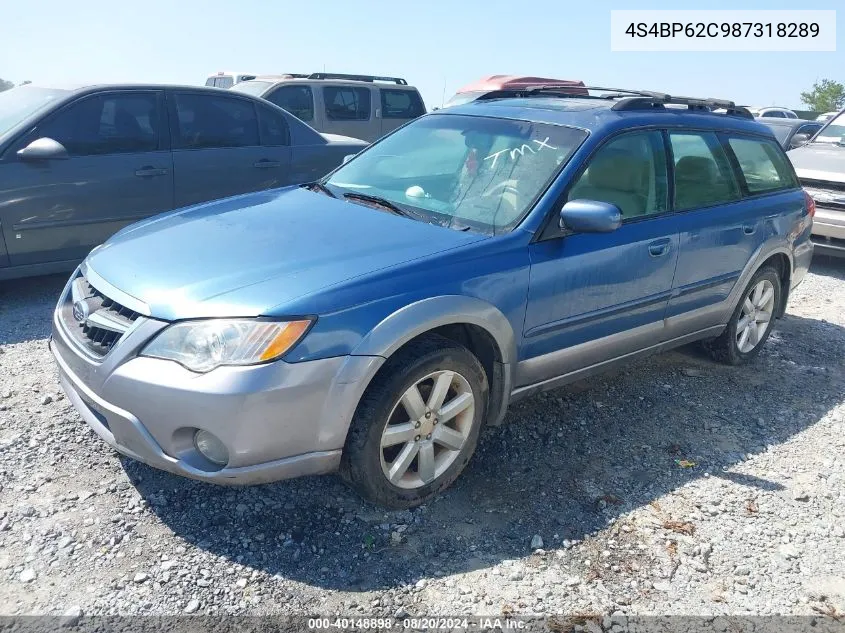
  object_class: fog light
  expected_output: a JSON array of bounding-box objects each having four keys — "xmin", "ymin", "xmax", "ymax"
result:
[{"xmin": 193, "ymin": 429, "xmax": 229, "ymax": 466}]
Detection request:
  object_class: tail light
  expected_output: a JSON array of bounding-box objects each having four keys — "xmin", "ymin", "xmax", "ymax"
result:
[{"xmin": 803, "ymin": 190, "xmax": 816, "ymax": 218}]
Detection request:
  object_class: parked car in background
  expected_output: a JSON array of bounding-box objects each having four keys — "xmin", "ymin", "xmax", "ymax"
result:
[
  {"xmin": 443, "ymin": 75, "xmax": 587, "ymax": 108},
  {"xmin": 748, "ymin": 106, "xmax": 798, "ymax": 119},
  {"xmin": 50, "ymin": 87, "xmax": 812, "ymax": 508},
  {"xmin": 0, "ymin": 83, "xmax": 366, "ymax": 280},
  {"xmin": 757, "ymin": 118, "xmax": 823, "ymax": 150},
  {"xmin": 816, "ymin": 111, "xmax": 839, "ymax": 123},
  {"xmin": 788, "ymin": 108, "xmax": 845, "ymax": 257},
  {"xmin": 231, "ymin": 73, "xmax": 425, "ymax": 142},
  {"xmin": 204, "ymin": 71, "xmax": 257, "ymax": 89}
]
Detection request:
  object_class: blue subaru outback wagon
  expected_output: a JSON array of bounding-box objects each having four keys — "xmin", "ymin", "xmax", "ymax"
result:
[{"xmin": 50, "ymin": 87, "xmax": 814, "ymax": 508}]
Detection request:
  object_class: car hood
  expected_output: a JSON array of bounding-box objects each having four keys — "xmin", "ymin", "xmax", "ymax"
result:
[
  {"xmin": 86, "ymin": 187, "xmax": 484, "ymax": 320},
  {"xmin": 788, "ymin": 142, "xmax": 845, "ymax": 184}
]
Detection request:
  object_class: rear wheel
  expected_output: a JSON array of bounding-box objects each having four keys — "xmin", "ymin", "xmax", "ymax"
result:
[
  {"xmin": 340, "ymin": 334, "xmax": 487, "ymax": 508},
  {"xmin": 703, "ymin": 266, "xmax": 781, "ymax": 365}
]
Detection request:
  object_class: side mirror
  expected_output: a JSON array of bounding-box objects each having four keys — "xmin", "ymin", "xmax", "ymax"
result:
[
  {"xmin": 560, "ymin": 199, "xmax": 622, "ymax": 233},
  {"xmin": 342, "ymin": 154, "xmax": 356, "ymax": 164},
  {"xmin": 17, "ymin": 137, "xmax": 69, "ymax": 161},
  {"xmin": 789, "ymin": 133, "xmax": 811, "ymax": 149}
]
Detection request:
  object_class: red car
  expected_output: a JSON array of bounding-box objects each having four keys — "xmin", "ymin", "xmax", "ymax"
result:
[{"xmin": 443, "ymin": 75, "xmax": 588, "ymax": 108}]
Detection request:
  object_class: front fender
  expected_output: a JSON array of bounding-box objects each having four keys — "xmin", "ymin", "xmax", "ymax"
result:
[{"xmin": 350, "ymin": 294, "xmax": 517, "ymax": 364}]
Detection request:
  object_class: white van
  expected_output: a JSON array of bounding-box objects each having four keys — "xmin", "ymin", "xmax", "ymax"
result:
[{"xmin": 204, "ymin": 71, "xmax": 257, "ymax": 89}]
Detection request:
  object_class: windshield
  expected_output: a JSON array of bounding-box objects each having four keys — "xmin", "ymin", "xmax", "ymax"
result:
[
  {"xmin": 324, "ymin": 114, "xmax": 588, "ymax": 234},
  {"xmin": 443, "ymin": 92, "xmax": 486, "ymax": 108},
  {"xmin": 762, "ymin": 123, "xmax": 792, "ymax": 145},
  {"xmin": 816, "ymin": 110, "xmax": 845, "ymax": 144},
  {"xmin": 230, "ymin": 81, "xmax": 274, "ymax": 97},
  {"xmin": 0, "ymin": 86, "xmax": 67, "ymax": 137}
]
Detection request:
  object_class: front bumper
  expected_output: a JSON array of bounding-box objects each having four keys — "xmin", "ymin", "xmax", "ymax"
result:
[
  {"xmin": 50, "ymin": 271, "xmax": 383, "ymax": 485},
  {"xmin": 811, "ymin": 207, "xmax": 845, "ymax": 256}
]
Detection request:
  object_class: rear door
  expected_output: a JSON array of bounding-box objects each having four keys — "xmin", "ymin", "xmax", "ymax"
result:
[
  {"xmin": 320, "ymin": 84, "xmax": 375, "ymax": 140},
  {"xmin": 169, "ymin": 91, "xmax": 290, "ymax": 207},
  {"xmin": 379, "ymin": 88, "xmax": 425, "ymax": 136},
  {"xmin": 0, "ymin": 89, "xmax": 172, "ymax": 266},
  {"xmin": 665, "ymin": 131, "xmax": 795, "ymax": 330}
]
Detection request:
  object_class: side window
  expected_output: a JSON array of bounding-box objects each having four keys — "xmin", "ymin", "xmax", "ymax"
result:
[
  {"xmin": 266, "ymin": 85, "xmax": 314, "ymax": 122},
  {"xmin": 173, "ymin": 93, "xmax": 259, "ymax": 149},
  {"xmin": 37, "ymin": 92, "xmax": 160, "ymax": 156},
  {"xmin": 669, "ymin": 132, "xmax": 740, "ymax": 211},
  {"xmin": 204, "ymin": 78, "xmax": 215, "ymax": 87},
  {"xmin": 799, "ymin": 124, "xmax": 821, "ymax": 137},
  {"xmin": 568, "ymin": 131, "xmax": 668, "ymax": 219},
  {"xmin": 323, "ymin": 86, "xmax": 371, "ymax": 121},
  {"xmin": 380, "ymin": 89, "xmax": 425, "ymax": 119},
  {"xmin": 727, "ymin": 136, "xmax": 798, "ymax": 194},
  {"xmin": 214, "ymin": 76, "xmax": 234, "ymax": 89},
  {"xmin": 257, "ymin": 105, "xmax": 290, "ymax": 146},
  {"xmin": 763, "ymin": 111, "xmax": 784, "ymax": 118}
]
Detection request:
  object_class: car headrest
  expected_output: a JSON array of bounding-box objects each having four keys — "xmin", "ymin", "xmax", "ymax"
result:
[
  {"xmin": 675, "ymin": 156, "xmax": 717, "ymax": 184},
  {"xmin": 587, "ymin": 148, "xmax": 646, "ymax": 192}
]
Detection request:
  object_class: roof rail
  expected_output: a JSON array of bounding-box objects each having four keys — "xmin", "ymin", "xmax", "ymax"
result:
[
  {"xmin": 306, "ymin": 73, "xmax": 407, "ymax": 85},
  {"xmin": 475, "ymin": 84, "xmax": 753, "ymax": 119}
]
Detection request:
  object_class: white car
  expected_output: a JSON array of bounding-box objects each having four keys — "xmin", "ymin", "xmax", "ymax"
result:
[
  {"xmin": 816, "ymin": 111, "xmax": 839, "ymax": 123},
  {"xmin": 204, "ymin": 71, "xmax": 257, "ymax": 89},
  {"xmin": 748, "ymin": 106, "xmax": 798, "ymax": 119}
]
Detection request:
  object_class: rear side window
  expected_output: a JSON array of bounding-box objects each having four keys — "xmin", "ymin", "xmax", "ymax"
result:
[
  {"xmin": 380, "ymin": 89, "xmax": 425, "ymax": 119},
  {"xmin": 568, "ymin": 130, "xmax": 668, "ymax": 219},
  {"xmin": 669, "ymin": 132, "xmax": 740, "ymax": 211},
  {"xmin": 173, "ymin": 93, "xmax": 259, "ymax": 149},
  {"xmin": 323, "ymin": 86, "xmax": 371, "ymax": 121},
  {"xmin": 266, "ymin": 85, "xmax": 314, "ymax": 121},
  {"xmin": 762, "ymin": 111, "xmax": 784, "ymax": 118},
  {"xmin": 257, "ymin": 104, "xmax": 290, "ymax": 146},
  {"xmin": 37, "ymin": 92, "xmax": 160, "ymax": 156},
  {"xmin": 213, "ymin": 76, "xmax": 234, "ymax": 89},
  {"xmin": 204, "ymin": 78, "xmax": 215, "ymax": 87},
  {"xmin": 727, "ymin": 136, "xmax": 798, "ymax": 194}
]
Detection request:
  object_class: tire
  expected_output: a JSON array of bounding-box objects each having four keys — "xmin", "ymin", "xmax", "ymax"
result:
[
  {"xmin": 339, "ymin": 334, "xmax": 488, "ymax": 509},
  {"xmin": 703, "ymin": 266, "xmax": 781, "ymax": 365}
]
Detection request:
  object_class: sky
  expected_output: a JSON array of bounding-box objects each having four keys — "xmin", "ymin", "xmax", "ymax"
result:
[{"xmin": 1, "ymin": 0, "xmax": 842, "ymax": 110}]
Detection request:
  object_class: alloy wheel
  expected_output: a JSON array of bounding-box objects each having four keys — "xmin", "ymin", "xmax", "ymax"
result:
[
  {"xmin": 379, "ymin": 370, "xmax": 475, "ymax": 490},
  {"xmin": 736, "ymin": 279, "xmax": 776, "ymax": 354}
]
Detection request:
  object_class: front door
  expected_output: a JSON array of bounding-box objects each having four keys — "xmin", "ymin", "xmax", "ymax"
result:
[
  {"xmin": 519, "ymin": 130, "xmax": 679, "ymax": 387},
  {"xmin": 169, "ymin": 91, "xmax": 291, "ymax": 207},
  {"xmin": 0, "ymin": 90, "xmax": 173, "ymax": 266}
]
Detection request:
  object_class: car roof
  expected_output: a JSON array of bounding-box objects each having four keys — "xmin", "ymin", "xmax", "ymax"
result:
[
  {"xmin": 755, "ymin": 117, "xmax": 815, "ymax": 128},
  {"xmin": 20, "ymin": 82, "xmax": 251, "ymax": 95},
  {"xmin": 440, "ymin": 96, "xmax": 776, "ymax": 137},
  {"xmin": 455, "ymin": 75, "xmax": 587, "ymax": 94},
  {"xmin": 245, "ymin": 74, "xmax": 418, "ymax": 90}
]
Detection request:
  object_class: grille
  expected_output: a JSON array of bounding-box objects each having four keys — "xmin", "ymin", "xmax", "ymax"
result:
[
  {"xmin": 802, "ymin": 179, "xmax": 845, "ymax": 212},
  {"xmin": 61, "ymin": 275, "xmax": 140, "ymax": 358}
]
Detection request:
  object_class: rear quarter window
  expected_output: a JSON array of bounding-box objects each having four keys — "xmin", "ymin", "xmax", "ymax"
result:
[
  {"xmin": 380, "ymin": 89, "xmax": 425, "ymax": 119},
  {"xmin": 727, "ymin": 136, "xmax": 798, "ymax": 194}
]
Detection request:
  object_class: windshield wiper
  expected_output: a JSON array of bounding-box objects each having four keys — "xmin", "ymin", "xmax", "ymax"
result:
[
  {"xmin": 343, "ymin": 192, "xmax": 413, "ymax": 218},
  {"xmin": 302, "ymin": 181, "xmax": 336, "ymax": 198}
]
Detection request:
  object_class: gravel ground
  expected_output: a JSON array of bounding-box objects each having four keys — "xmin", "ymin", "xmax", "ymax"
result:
[{"xmin": 0, "ymin": 259, "xmax": 843, "ymax": 621}]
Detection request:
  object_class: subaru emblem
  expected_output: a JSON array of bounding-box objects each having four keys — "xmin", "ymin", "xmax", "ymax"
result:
[{"xmin": 72, "ymin": 300, "xmax": 89, "ymax": 324}]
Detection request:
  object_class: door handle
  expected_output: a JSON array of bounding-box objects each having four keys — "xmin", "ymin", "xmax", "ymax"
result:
[
  {"xmin": 254, "ymin": 159, "xmax": 282, "ymax": 169},
  {"xmin": 743, "ymin": 225, "xmax": 756, "ymax": 235},
  {"xmin": 648, "ymin": 240, "xmax": 670, "ymax": 257},
  {"xmin": 135, "ymin": 167, "xmax": 168, "ymax": 177}
]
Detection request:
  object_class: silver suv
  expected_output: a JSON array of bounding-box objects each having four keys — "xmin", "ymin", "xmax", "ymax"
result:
[{"xmin": 231, "ymin": 73, "xmax": 426, "ymax": 142}]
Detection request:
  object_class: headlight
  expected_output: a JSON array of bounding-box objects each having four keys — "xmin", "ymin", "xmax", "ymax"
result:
[{"xmin": 141, "ymin": 319, "xmax": 312, "ymax": 373}]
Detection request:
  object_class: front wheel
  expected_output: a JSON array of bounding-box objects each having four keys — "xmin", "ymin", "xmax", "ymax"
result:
[
  {"xmin": 340, "ymin": 334, "xmax": 487, "ymax": 509},
  {"xmin": 703, "ymin": 266, "xmax": 781, "ymax": 365}
]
